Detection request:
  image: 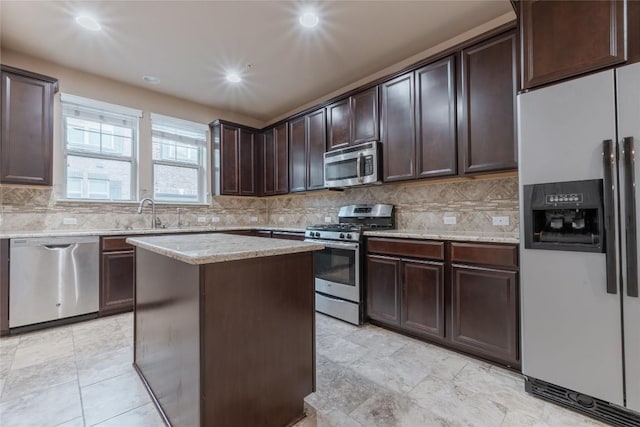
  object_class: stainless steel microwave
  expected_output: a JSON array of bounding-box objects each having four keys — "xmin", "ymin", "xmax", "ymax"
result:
[{"xmin": 323, "ymin": 142, "xmax": 380, "ymax": 188}]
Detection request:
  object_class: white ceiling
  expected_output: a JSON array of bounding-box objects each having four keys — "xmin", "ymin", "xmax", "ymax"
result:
[{"xmin": 0, "ymin": 1, "xmax": 514, "ymax": 123}]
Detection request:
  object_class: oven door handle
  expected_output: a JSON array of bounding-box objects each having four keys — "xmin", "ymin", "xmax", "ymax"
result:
[{"xmin": 304, "ymin": 239, "xmax": 359, "ymax": 250}]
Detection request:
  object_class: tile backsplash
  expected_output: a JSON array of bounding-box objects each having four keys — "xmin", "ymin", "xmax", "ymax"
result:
[{"xmin": 0, "ymin": 175, "xmax": 519, "ymax": 234}]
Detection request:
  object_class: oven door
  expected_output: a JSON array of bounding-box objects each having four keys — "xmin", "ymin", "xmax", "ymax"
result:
[{"xmin": 305, "ymin": 239, "xmax": 360, "ymax": 302}]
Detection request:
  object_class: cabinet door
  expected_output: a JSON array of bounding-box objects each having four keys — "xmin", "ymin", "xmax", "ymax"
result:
[
  {"xmin": 274, "ymin": 123, "xmax": 289, "ymax": 194},
  {"xmin": 451, "ymin": 265, "xmax": 519, "ymax": 366},
  {"xmin": 459, "ymin": 31, "xmax": 517, "ymax": 174},
  {"xmin": 521, "ymin": 0, "xmax": 625, "ymax": 89},
  {"xmin": 239, "ymin": 129, "xmax": 256, "ymax": 195},
  {"xmin": 220, "ymin": 124, "xmax": 240, "ymax": 195},
  {"xmin": 100, "ymin": 250, "xmax": 135, "ymax": 315},
  {"xmin": 289, "ymin": 116, "xmax": 306, "ymax": 193},
  {"xmin": 327, "ymin": 98, "xmax": 351, "ymax": 150},
  {"xmin": 401, "ymin": 260, "xmax": 445, "ymax": 340},
  {"xmin": 351, "ymin": 87, "xmax": 379, "ymax": 144},
  {"xmin": 415, "ymin": 57, "xmax": 457, "ymax": 178},
  {"xmin": 381, "ymin": 73, "xmax": 416, "ymax": 182},
  {"xmin": 306, "ymin": 109, "xmax": 326, "ymax": 191},
  {"xmin": 1, "ymin": 69, "xmax": 56, "ymax": 185},
  {"xmin": 367, "ymin": 255, "xmax": 400, "ymax": 325},
  {"xmin": 262, "ymin": 130, "xmax": 275, "ymax": 195}
]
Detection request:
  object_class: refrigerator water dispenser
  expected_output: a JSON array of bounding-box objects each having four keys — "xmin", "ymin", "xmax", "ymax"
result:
[{"xmin": 523, "ymin": 179, "xmax": 605, "ymax": 253}]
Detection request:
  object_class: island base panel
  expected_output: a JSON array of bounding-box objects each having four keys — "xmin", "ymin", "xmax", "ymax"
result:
[
  {"xmin": 134, "ymin": 249, "xmax": 200, "ymax": 427},
  {"xmin": 201, "ymin": 252, "xmax": 315, "ymax": 427}
]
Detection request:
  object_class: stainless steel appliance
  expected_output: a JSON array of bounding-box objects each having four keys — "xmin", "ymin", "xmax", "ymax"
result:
[
  {"xmin": 305, "ymin": 204, "xmax": 394, "ymax": 324},
  {"xmin": 9, "ymin": 236, "xmax": 99, "ymax": 328},
  {"xmin": 324, "ymin": 142, "xmax": 380, "ymax": 188},
  {"xmin": 518, "ymin": 62, "xmax": 640, "ymax": 425}
]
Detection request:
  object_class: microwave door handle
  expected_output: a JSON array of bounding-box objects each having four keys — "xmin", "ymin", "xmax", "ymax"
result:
[
  {"xmin": 357, "ymin": 152, "xmax": 363, "ymax": 183},
  {"xmin": 603, "ymin": 139, "xmax": 618, "ymax": 294},
  {"xmin": 623, "ymin": 137, "xmax": 638, "ymax": 297}
]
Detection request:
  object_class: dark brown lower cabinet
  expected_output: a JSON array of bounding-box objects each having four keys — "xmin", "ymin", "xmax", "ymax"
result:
[
  {"xmin": 367, "ymin": 255, "xmax": 401, "ymax": 325},
  {"xmin": 450, "ymin": 265, "xmax": 518, "ymax": 366},
  {"xmin": 100, "ymin": 237, "xmax": 135, "ymax": 316},
  {"xmin": 367, "ymin": 255, "xmax": 445, "ymax": 341},
  {"xmin": 402, "ymin": 260, "xmax": 445, "ymax": 340},
  {"xmin": 367, "ymin": 237, "xmax": 520, "ymax": 369}
]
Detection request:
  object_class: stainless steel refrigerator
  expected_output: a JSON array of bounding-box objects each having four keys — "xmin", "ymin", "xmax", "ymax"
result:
[{"xmin": 518, "ymin": 61, "xmax": 640, "ymax": 425}]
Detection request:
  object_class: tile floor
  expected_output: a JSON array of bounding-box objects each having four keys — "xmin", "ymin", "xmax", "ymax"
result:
[{"xmin": 0, "ymin": 312, "xmax": 606, "ymax": 427}]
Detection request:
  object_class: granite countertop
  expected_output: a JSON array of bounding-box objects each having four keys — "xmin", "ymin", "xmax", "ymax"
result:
[
  {"xmin": 364, "ymin": 229, "xmax": 520, "ymax": 244},
  {"xmin": 127, "ymin": 233, "xmax": 324, "ymax": 265},
  {"xmin": 0, "ymin": 225, "xmax": 306, "ymax": 240}
]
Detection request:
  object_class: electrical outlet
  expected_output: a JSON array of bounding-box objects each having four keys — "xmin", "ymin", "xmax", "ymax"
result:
[
  {"xmin": 211, "ymin": 216, "xmax": 220, "ymax": 223},
  {"xmin": 63, "ymin": 217, "xmax": 77, "ymax": 225},
  {"xmin": 492, "ymin": 216, "xmax": 510, "ymax": 226},
  {"xmin": 197, "ymin": 216, "xmax": 207, "ymax": 223},
  {"xmin": 278, "ymin": 216, "xmax": 285, "ymax": 222},
  {"xmin": 250, "ymin": 216, "xmax": 258, "ymax": 222},
  {"xmin": 443, "ymin": 216, "xmax": 457, "ymax": 225},
  {"xmin": 324, "ymin": 216, "xmax": 332, "ymax": 223}
]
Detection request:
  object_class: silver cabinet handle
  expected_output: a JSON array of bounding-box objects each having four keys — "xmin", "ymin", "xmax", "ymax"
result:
[
  {"xmin": 44, "ymin": 244, "xmax": 73, "ymax": 250},
  {"xmin": 623, "ymin": 137, "xmax": 638, "ymax": 298},
  {"xmin": 602, "ymin": 139, "xmax": 618, "ymax": 294}
]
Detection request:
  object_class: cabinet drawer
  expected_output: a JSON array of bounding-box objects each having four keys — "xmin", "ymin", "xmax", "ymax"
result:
[
  {"xmin": 450, "ymin": 242, "xmax": 518, "ymax": 269},
  {"xmin": 101, "ymin": 236, "xmax": 134, "ymax": 252},
  {"xmin": 367, "ymin": 238, "xmax": 444, "ymax": 260}
]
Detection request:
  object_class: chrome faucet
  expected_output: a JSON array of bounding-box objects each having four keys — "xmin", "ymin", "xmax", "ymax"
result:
[{"xmin": 137, "ymin": 198, "xmax": 158, "ymax": 229}]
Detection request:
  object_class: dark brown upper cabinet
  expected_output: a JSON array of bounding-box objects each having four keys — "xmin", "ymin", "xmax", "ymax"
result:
[
  {"xmin": 262, "ymin": 123, "xmax": 288, "ymax": 196},
  {"xmin": 381, "ymin": 55, "xmax": 457, "ymax": 183},
  {"xmin": 1, "ymin": 65, "xmax": 58, "ymax": 186},
  {"xmin": 415, "ymin": 56, "xmax": 457, "ymax": 178},
  {"xmin": 289, "ymin": 116, "xmax": 306, "ymax": 193},
  {"xmin": 380, "ymin": 73, "xmax": 415, "ymax": 182},
  {"xmin": 212, "ymin": 120, "xmax": 259, "ymax": 196},
  {"xmin": 289, "ymin": 109, "xmax": 326, "ymax": 193},
  {"xmin": 327, "ymin": 86, "xmax": 379, "ymax": 151},
  {"xmin": 459, "ymin": 31, "xmax": 518, "ymax": 175},
  {"xmin": 520, "ymin": 0, "xmax": 627, "ymax": 90}
]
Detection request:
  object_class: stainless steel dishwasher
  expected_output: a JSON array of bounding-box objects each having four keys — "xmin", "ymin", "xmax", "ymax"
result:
[{"xmin": 9, "ymin": 236, "xmax": 99, "ymax": 328}]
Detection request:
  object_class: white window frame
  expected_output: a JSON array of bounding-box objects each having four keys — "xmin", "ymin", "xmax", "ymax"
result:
[
  {"xmin": 151, "ymin": 113, "xmax": 208, "ymax": 204},
  {"xmin": 61, "ymin": 94, "xmax": 141, "ymax": 202}
]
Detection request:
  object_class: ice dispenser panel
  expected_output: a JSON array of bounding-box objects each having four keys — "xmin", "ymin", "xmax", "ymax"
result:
[{"xmin": 523, "ymin": 179, "xmax": 604, "ymax": 253}]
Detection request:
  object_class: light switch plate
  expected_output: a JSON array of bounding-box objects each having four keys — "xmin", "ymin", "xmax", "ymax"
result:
[
  {"xmin": 197, "ymin": 216, "xmax": 207, "ymax": 223},
  {"xmin": 63, "ymin": 217, "xmax": 77, "ymax": 225},
  {"xmin": 492, "ymin": 216, "xmax": 510, "ymax": 226},
  {"xmin": 278, "ymin": 216, "xmax": 285, "ymax": 222},
  {"xmin": 211, "ymin": 216, "xmax": 220, "ymax": 223},
  {"xmin": 443, "ymin": 216, "xmax": 456, "ymax": 225},
  {"xmin": 324, "ymin": 216, "xmax": 332, "ymax": 223},
  {"xmin": 250, "ymin": 216, "xmax": 258, "ymax": 222}
]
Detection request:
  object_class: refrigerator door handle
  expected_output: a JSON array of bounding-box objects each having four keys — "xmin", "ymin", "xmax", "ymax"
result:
[
  {"xmin": 623, "ymin": 137, "xmax": 638, "ymax": 298},
  {"xmin": 603, "ymin": 139, "xmax": 618, "ymax": 294}
]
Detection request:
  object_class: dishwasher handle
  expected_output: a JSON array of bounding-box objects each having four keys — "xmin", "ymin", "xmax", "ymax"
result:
[{"xmin": 44, "ymin": 244, "xmax": 74, "ymax": 250}]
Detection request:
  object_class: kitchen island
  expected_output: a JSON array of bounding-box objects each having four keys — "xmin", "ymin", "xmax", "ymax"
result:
[{"xmin": 126, "ymin": 233, "xmax": 323, "ymax": 427}]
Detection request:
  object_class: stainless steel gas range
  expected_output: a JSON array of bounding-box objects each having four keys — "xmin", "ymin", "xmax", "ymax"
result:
[{"xmin": 305, "ymin": 204, "xmax": 394, "ymax": 324}]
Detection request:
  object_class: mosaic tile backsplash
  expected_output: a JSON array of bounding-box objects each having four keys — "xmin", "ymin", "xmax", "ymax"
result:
[{"xmin": 0, "ymin": 176, "xmax": 519, "ymax": 234}]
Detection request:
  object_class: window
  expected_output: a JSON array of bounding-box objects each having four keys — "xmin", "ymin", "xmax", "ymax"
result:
[
  {"xmin": 151, "ymin": 113, "xmax": 208, "ymax": 203},
  {"xmin": 62, "ymin": 94, "xmax": 141, "ymax": 201}
]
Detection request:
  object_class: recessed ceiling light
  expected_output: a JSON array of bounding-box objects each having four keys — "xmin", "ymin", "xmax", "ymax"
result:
[
  {"xmin": 142, "ymin": 75, "xmax": 160, "ymax": 85},
  {"xmin": 226, "ymin": 73, "xmax": 242, "ymax": 83},
  {"xmin": 75, "ymin": 15, "xmax": 101, "ymax": 31},
  {"xmin": 299, "ymin": 11, "xmax": 319, "ymax": 28}
]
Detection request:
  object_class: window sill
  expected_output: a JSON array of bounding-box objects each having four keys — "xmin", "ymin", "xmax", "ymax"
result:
[{"xmin": 56, "ymin": 199, "xmax": 210, "ymax": 208}]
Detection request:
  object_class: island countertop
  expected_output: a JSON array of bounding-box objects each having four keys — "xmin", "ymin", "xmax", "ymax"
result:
[{"xmin": 127, "ymin": 233, "xmax": 323, "ymax": 265}]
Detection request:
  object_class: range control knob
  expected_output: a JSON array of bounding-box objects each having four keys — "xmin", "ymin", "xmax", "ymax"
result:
[
  {"xmin": 339, "ymin": 233, "xmax": 345, "ymax": 239},
  {"xmin": 346, "ymin": 233, "xmax": 352, "ymax": 239}
]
